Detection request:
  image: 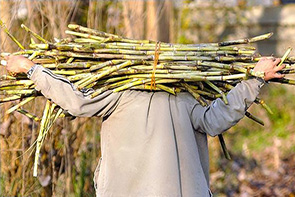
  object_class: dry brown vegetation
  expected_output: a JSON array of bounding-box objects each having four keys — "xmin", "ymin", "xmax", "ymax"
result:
[{"xmin": 1, "ymin": 0, "xmax": 295, "ymax": 196}]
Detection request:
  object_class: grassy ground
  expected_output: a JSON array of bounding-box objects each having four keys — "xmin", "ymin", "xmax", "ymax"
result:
[{"xmin": 209, "ymin": 84, "xmax": 295, "ymax": 196}]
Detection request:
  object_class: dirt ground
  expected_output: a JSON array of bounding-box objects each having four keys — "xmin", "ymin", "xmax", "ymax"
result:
[{"xmin": 211, "ymin": 152, "xmax": 295, "ymax": 196}]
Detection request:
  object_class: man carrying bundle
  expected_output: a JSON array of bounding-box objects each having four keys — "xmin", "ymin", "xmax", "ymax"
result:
[{"xmin": 5, "ymin": 55, "xmax": 284, "ymax": 196}]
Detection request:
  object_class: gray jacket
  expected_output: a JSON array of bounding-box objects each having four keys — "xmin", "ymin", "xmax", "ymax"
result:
[{"xmin": 30, "ymin": 65, "xmax": 263, "ymax": 197}]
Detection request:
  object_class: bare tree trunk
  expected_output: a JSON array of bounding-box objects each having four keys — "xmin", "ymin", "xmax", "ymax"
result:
[
  {"xmin": 146, "ymin": 0, "xmax": 173, "ymax": 42},
  {"xmin": 87, "ymin": 0, "xmax": 102, "ymax": 30},
  {"xmin": 146, "ymin": 0, "xmax": 158, "ymax": 41},
  {"xmin": 122, "ymin": 0, "xmax": 145, "ymax": 39},
  {"xmin": 159, "ymin": 0, "xmax": 173, "ymax": 42}
]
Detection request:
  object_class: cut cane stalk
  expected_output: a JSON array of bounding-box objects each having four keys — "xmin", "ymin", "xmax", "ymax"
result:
[
  {"xmin": 0, "ymin": 19, "xmax": 25, "ymax": 49},
  {"xmin": 6, "ymin": 96, "xmax": 36, "ymax": 114},
  {"xmin": 278, "ymin": 47, "xmax": 292, "ymax": 67},
  {"xmin": 245, "ymin": 111, "xmax": 264, "ymax": 126},
  {"xmin": 21, "ymin": 24, "xmax": 48, "ymax": 44},
  {"xmin": 255, "ymin": 98, "xmax": 273, "ymax": 115},
  {"xmin": 33, "ymin": 100, "xmax": 51, "ymax": 177},
  {"xmin": 16, "ymin": 109, "xmax": 40, "ymax": 122}
]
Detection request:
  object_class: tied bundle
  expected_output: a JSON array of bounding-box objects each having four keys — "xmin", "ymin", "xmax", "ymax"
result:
[{"xmin": 1, "ymin": 21, "xmax": 295, "ymax": 176}]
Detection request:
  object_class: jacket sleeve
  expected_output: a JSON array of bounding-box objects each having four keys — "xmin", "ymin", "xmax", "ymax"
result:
[
  {"xmin": 190, "ymin": 78, "xmax": 264, "ymax": 136},
  {"xmin": 29, "ymin": 65, "xmax": 123, "ymax": 118}
]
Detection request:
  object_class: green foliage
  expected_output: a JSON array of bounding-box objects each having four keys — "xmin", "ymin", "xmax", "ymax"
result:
[
  {"xmin": 209, "ymin": 84, "xmax": 295, "ymax": 196},
  {"xmin": 0, "ymin": 174, "xmax": 6, "ymax": 196},
  {"xmin": 177, "ymin": 34, "xmax": 193, "ymax": 44},
  {"xmin": 227, "ymin": 84, "xmax": 295, "ymax": 156}
]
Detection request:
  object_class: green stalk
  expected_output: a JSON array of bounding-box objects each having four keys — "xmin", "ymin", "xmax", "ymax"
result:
[
  {"xmin": 90, "ymin": 60, "xmax": 126, "ymax": 71},
  {"xmin": 67, "ymin": 73, "xmax": 92, "ymax": 82},
  {"xmin": 218, "ymin": 135, "xmax": 231, "ymax": 160},
  {"xmin": 66, "ymin": 57, "xmax": 75, "ymax": 63},
  {"xmin": 110, "ymin": 68, "xmax": 228, "ymax": 76},
  {"xmin": 12, "ymin": 50, "xmax": 36, "ymax": 56},
  {"xmin": 112, "ymin": 78, "xmax": 152, "ymax": 93},
  {"xmin": 0, "ymin": 80, "xmax": 34, "ymax": 88},
  {"xmin": 195, "ymin": 89, "xmax": 221, "ymax": 99},
  {"xmin": 0, "ymin": 19, "xmax": 25, "ymax": 50},
  {"xmin": 130, "ymin": 64, "xmax": 198, "ymax": 71},
  {"xmin": 90, "ymin": 78, "xmax": 136, "ymax": 98},
  {"xmin": 131, "ymin": 84, "xmax": 161, "ymax": 91},
  {"xmin": 271, "ymin": 78, "xmax": 295, "ymax": 85},
  {"xmin": 156, "ymin": 84, "xmax": 176, "ymax": 95},
  {"xmin": 245, "ymin": 111, "xmax": 264, "ymax": 126},
  {"xmin": 86, "ymin": 42, "xmax": 242, "ymax": 52},
  {"xmin": 182, "ymin": 83, "xmax": 207, "ymax": 107},
  {"xmin": 205, "ymin": 81, "xmax": 228, "ymax": 104},
  {"xmin": 16, "ymin": 109, "xmax": 40, "ymax": 122},
  {"xmin": 121, "ymin": 73, "xmax": 246, "ymax": 81},
  {"xmin": 6, "ymin": 96, "xmax": 36, "ymax": 114},
  {"xmin": 0, "ymin": 89, "xmax": 36, "ymax": 95},
  {"xmin": 218, "ymin": 32, "xmax": 273, "ymax": 46},
  {"xmin": 33, "ymin": 100, "xmax": 51, "ymax": 177},
  {"xmin": 65, "ymin": 30, "xmax": 105, "ymax": 41},
  {"xmin": 57, "ymin": 62, "xmax": 94, "ymax": 69},
  {"xmin": 255, "ymin": 98, "xmax": 273, "ymax": 114},
  {"xmin": 68, "ymin": 24, "xmax": 120, "ymax": 38},
  {"xmin": 28, "ymin": 51, "xmax": 40, "ymax": 61},
  {"xmin": 0, "ymin": 75, "xmax": 16, "ymax": 80},
  {"xmin": 74, "ymin": 38, "xmax": 101, "ymax": 43},
  {"xmin": 278, "ymin": 47, "xmax": 292, "ymax": 67},
  {"xmin": 248, "ymin": 32, "xmax": 273, "ymax": 43},
  {"xmin": 21, "ymin": 24, "xmax": 48, "ymax": 43},
  {"xmin": 0, "ymin": 95, "xmax": 21, "ymax": 103},
  {"xmin": 52, "ymin": 70, "xmax": 84, "ymax": 75},
  {"xmin": 78, "ymin": 60, "xmax": 141, "ymax": 89}
]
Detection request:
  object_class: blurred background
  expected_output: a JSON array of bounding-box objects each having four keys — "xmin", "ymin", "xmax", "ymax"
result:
[{"xmin": 1, "ymin": 0, "xmax": 295, "ymax": 196}]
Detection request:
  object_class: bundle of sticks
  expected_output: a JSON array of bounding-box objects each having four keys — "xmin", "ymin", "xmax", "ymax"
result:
[{"xmin": 1, "ymin": 21, "xmax": 294, "ymax": 176}]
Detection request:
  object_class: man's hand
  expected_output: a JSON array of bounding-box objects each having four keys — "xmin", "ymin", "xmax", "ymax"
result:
[
  {"xmin": 5, "ymin": 55, "xmax": 35, "ymax": 74},
  {"xmin": 253, "ymin": 57, "xmax": 285, "ymax": 81}
]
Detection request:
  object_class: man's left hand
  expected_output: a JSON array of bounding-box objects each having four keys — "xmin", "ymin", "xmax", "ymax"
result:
[{"xmin": 253, "ymin": 57, "xmax": 285, "ymax": 81}]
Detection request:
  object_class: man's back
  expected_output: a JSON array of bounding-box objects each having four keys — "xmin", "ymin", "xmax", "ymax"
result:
[{"xmin": 96, "ymin": 90, "xmax": 211, "ymax": 196}]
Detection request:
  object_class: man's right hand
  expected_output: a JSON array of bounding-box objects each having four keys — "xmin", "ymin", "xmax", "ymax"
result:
[{"xmin": 5, "ymin": 55, "xmax": 35, "ymax": 74}]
